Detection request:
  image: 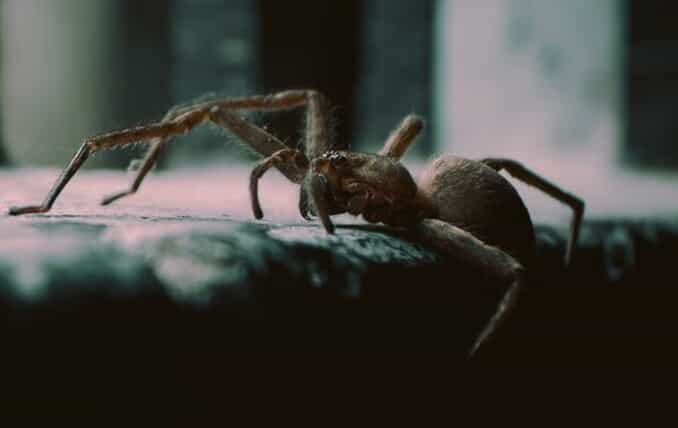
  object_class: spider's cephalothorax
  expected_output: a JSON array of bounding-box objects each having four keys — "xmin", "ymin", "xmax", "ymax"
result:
[
  {"xmin": 302, "ymin": 150, "xmax": 432, "ymax": 233},
  {"xmin": 9, "ymin": 89, "xmax": 584, "ymax": 358}
]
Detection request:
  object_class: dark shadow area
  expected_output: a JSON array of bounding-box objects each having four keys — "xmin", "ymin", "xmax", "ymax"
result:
[
  {"xmin": 626, "ymin": 0, "xmax": 678, "ymax": 168},
  {"xmin": 256, "ymin": 0, "xmax": 362, "ymax": 149},
  {"xmin": 2, "ymin": 220, "xmax": 678, "ymax": 385}
]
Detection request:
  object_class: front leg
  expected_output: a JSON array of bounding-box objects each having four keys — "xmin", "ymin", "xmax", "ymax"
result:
[
  {"xmin": 298, "ymin": 182, "xmax": 313, "ymax": 220},
  {"xmin": 101, "ymin": 89, "xmax": 332, "ymax": 206},
  {"xmin": 415, "ymin": 219, "xmax": 526, "ymax": 358},
  {"xmin": 9, "ymin": 109, "xmax": 209, "ymax": 216},
  {"xmin": 9, "ymin": 143, "xmax": 90, "ymax": 215},
  {"xmin": 100, "ymin": 139, "xmax": 164, "ymax": 206},
  {"xmin": 308, "ymin": 173, "xmax": 335, "ymax": 234},
  {"xmin": 249, "ymin": 148, "xmax": 307, "ymax": 220}
]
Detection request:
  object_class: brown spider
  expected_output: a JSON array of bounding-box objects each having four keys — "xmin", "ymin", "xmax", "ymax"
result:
[{"xmin": 9, "ymin": 90, "xmax": 584, "ymax": 356}]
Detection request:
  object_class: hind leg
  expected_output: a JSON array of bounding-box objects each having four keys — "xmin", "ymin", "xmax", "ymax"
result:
[
  {"xmin": 482, "ymin": 158, "xmax": 584, "ymax": 265},
  {"xmin": 415, "ymin": 218, "xmax": 526, "ymax": 358}
]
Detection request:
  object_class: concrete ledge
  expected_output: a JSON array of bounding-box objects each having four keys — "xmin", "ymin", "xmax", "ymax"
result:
[{"xmin": 2, "ymin": 168, "xmax": 678, "ymax": 366}]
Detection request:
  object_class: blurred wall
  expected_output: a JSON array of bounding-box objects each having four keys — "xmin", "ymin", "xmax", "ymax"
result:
[
  {"xmin": 2, "ymin": 0, "xmax": 126, "ymax": 167},
  {"xmin": 256, "ymin": 0, "xmax": 361, "ymax": 153},
  {"xmin": 1, "ymin": 0, "xmax": 171, "ymax": 168}
]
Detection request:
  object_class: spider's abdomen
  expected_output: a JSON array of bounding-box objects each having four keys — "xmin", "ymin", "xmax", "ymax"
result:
[{"xmin": 417, "ymin": 155, "xmax": 536, "ymax": 266}]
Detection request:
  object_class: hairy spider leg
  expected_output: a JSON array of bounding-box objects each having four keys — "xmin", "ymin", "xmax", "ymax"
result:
[
  {"xmin": 100, "ymin": 138, "xmax": 165, "ymax": 205},
  {"xmin": 9, "ymin": 109, "xmax": 207, "ymax": 215},
  {"xmin": 481, "ymin": 158, "xmax": 585, "ymax": 266},
  {"xmin": 9, "ymin": 106, "xmax": 294, "ymax": 215},
  {"xmin": 250, "ymin": 148, "xmax": 308, "ymax": 220},
  {"xmin": 100, "ymin": 105, "xmax": 182, "ymax": 205},
  {"xmin": 378, "ymin": 114, "xmax": 424, "ymax": 160},
  {"xmin": 8, "ymin": 144, "xmax": 91, "ymax": 215},
  {"xmin": 103, "ymin": 90, "xmax": 333, "ymax": 206},
  {"xmin": 415, "ymin": 218, "xmax": 526, "ymax": 358},
  {"xmin": 308, "ymin": 173, "xmax": 335, "ymax": 234}
]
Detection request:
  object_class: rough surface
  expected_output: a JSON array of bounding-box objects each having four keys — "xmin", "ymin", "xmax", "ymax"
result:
[{"xmin": 1, "ymin": 167, "xmax": 678, "ymax": 369}]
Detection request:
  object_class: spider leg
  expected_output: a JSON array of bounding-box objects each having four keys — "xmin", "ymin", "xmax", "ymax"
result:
[
  {"xmin": 481, "ymin": 158, "xmax": 585, "ymax": 265},
  {"xmin": 101, "ymin": 105, "xmax": 184, "ymax": 205},
  {"xmin": 169, "ymin": 89, "xmax": 336, "ymax": 158},
  {"xmin": 9, "ymin": 109, "xmax": 212, "ymax": 215},
  {"xmin": 101, "ymin": 90, "xmax": 332, "ymax": 206},
  {"xmin": 209, "ymin": 90, "xmax": 336, "ymax": 226},
  {"xmin": 302, "ymin": 91, "xmax": 335, "ymax": 158},
  {"xmin": 298, "ymin": 183, "xmax": 313, "ymax": 220},
  {"xmin": 100, "ymin": 139, "xmax": 164, "ymax": 205},
  {"xmin": 378, "ymin": 114, "xmax": 424, "ymax": 160},
  {"xmin": 308, "ymin": 173, "xmax": 335, "ymax": 234},
  {"xmin": 250, "ymin": 148, "xmax": 307, "ymax": 220},
  {"xmin": 9, "ymin": 143, "xmax": 90, "ymax": 215},
  {"xmin": 211, "ymin": 110, "xmax": 310, "ymax": 221},
  {"xmin": 415, "ymin": 218, "xmax": 526, "ymax": 358}
]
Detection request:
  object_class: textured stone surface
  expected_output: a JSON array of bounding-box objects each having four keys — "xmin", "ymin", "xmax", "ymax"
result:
[
  {"xmin": 0, "ymin": 167, "xmax": 487, "ymax": 358},
  {"xmin": 2, "ymin": 167, "xmax": 678, "ymax": 367}
]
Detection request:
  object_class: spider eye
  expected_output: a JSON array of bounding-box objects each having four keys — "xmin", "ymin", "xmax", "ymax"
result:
[{"xmin": 330, "ymin": 153, "xmax": 347, "ymax": 166}]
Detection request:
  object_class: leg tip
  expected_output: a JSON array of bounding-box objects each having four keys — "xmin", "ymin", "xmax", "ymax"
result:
[
  {"xmin": 322, "ymin": 221, "xmax": 335, "ymax": 235},
  {"xmin": 252, "ymin": 204, "xmax": 264, "ymax": 220},
  {"xmin": 101, "ymin": 191, "xmax": 132, "ymax": 206},
  {"xmin": 8, "ymin": 205, "xmax": 47, "ymax": 216}
]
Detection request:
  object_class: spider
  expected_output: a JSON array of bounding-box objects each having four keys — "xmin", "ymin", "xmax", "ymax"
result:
[{"xmin": 9, "ymin": 90, "xmax": 584, "ymax": 357}]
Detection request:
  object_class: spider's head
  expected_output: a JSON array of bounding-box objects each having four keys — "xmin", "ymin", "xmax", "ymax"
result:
[
  {"xmin": 312, "ymin": 150, "xmax": 367, "ymax": 181},
  {"xmin": 314, "ymin": 150, "xmax": 348, "ymax": 169},
  {"xmin": 305, "ymin": 150, "xmax": 418, "ymax": 233},
  {"xmin": 303, "ymin": 150, "xmax": 364, "ymax": 224}
]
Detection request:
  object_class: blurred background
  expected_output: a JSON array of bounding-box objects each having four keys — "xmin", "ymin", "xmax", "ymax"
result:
[{"xmin": 0, "ymin": 0, "xmax": 677, "ymax": 223}]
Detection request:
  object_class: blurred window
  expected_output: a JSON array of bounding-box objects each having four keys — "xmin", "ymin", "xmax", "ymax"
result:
[{"xmin": 436, "ymin": 0, "xmax": 678, "ymax": 222}]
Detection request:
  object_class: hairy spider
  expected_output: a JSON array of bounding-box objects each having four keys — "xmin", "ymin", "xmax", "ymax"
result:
[{"xmin": 9, "ymin": 90, "xmax": 584, "ymax": 357}]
